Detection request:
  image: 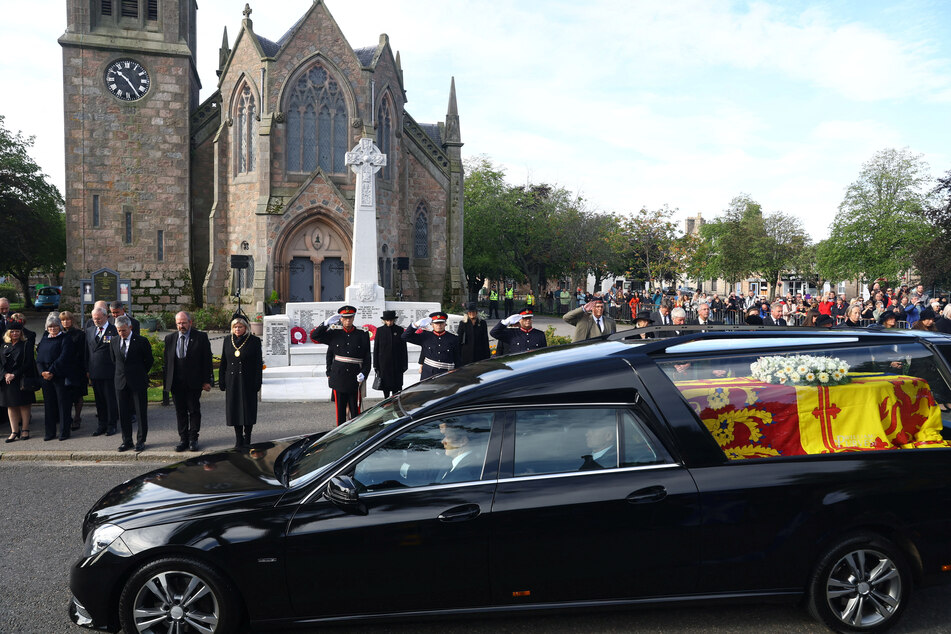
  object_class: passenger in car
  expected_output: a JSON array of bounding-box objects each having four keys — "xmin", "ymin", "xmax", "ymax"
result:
[
  {"xmin": 439, "ymin": 423, "xmax": 483, "ymax": 483},
  {"xmin": 580, "ymin": 420, "xmax": 617, "ymax": 470}
]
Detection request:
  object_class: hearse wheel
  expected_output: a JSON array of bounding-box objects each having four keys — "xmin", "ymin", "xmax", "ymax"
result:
[
  {"xmin": 807, "ymin": 532, "xmax": 911, "ymax": 633},
  {"xmin": 118, "ymin": 556, "xmax": 240, "ymax": 633}
]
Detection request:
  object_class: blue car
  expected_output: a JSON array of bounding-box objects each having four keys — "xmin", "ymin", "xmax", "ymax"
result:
[{"xmin": 33, "ymin": 286, "xmax": 61, "ymax": 311}]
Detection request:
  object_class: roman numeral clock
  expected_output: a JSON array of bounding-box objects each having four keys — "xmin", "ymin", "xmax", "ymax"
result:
[{"xmin": 104, "ymin": 58, "xmax": 150, "ymax": 101}]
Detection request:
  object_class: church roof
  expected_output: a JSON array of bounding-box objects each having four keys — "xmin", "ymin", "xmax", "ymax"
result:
[
  {"xmin": 418, "ymin": 123, "xmax": 442, "ymax": 146},
  {"xmin": 354, "ymin": 46, "xmax": 377, "ymax": 67},
  {"xmin": 256, "ymin": 35, "xmax": 280, "ymax": 57}
]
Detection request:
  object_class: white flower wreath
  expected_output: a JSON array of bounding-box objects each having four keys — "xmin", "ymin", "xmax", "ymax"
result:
[{"xmin": 750, "ymin": 354, "xmax": 850, "ymax": 386}]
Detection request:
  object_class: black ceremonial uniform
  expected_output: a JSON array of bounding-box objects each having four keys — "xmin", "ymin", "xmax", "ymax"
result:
[
  {"xmin": 402, "ymin": 328, "xmax": 461, "ymax": 380},
  {"xmin": 312, "ymin": 323, "xmax": 371, "ymax": 425},
  {"xmin": 490, "ymin": 321, "xmax": 547, "ymax": 354}
]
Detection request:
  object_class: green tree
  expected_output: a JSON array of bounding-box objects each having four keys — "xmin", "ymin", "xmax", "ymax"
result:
[
  {"xmin": 462, "ymin": 156, "xmax": 520, "ymax": 299},
  {"xmin": 621, "ymin": 206, "xmax": 680, "ymax": 290},
  {"xmin": 912, "ymin": 169, "xmax": 951, "ymax": 289},
  {"xmin": 821, "ymin": 148, "xmax": 936, "ymax": 282},
  {"xmin": 0, "ymin": 115, "xmax": 65, "ymax": 304}
]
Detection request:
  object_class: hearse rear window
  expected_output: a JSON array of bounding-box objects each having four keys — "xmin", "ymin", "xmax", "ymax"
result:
[{"xmin": 657, "ymin": 342, "xmax": 951, "ymax": 460}]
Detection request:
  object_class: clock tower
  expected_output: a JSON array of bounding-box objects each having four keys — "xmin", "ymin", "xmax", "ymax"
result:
[{"xmin": 59, "ymin": 0, "xmax": 200, "ymax": 311}]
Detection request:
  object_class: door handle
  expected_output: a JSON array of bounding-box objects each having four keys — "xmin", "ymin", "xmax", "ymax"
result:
[
  {"xmin": 437, "ymin": 504, "xmax": 481, "ymax": 523},
  {"xmin": 626, "ymin": 485, "xmax": 667, "ymax": 504}
]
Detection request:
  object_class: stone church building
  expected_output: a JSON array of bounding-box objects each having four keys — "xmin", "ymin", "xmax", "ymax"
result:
[{"xmin": 59, "ymin": 0, "xmax": 465, "ymax": 313}]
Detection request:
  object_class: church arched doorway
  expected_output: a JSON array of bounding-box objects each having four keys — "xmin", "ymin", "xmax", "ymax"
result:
[{"xmin": 275, "ymin": 212, "xmax": 351, "ymax": 303}]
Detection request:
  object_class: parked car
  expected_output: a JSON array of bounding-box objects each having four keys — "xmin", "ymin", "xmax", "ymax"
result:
[
  {"xmin": 70, "ymin": 327, "xmax": 951, "ymax": 633},
  {"xmin": 33, "ymin": 286, "xmax": 61, "ymax": 311}
]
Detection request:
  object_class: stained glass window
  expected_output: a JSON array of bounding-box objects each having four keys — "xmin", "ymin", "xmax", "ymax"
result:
[
  {"xmin": 235, "ymin": 84, "xmax": 256, "ymax": 174},
  {"xmin": 285, "ymin": 62, "xmax": 349, "ymax": 174},
  {"xmin": 414, "ymin": 202, "xmax": 429, "ymax": 259}
]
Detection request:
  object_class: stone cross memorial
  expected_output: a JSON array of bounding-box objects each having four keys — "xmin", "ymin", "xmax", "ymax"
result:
[{"xmin": 262, "ymin": 137, "xmax": 447, "ymax": 401}]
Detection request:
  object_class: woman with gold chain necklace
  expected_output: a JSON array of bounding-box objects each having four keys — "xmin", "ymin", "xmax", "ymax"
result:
[{"xmin": 219, "ymin": 315, "xmax": 263, "ymax": 448}]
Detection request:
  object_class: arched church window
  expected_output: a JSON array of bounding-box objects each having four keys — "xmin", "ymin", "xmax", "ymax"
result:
[
  {"xmin": 414, "ymin": 202, "xmax": 429, "ymax": 259},
  {"xmin": 286, "ymin": 63, "xmax": 349, "ymax": 174},
  {"xmin": 376, "ymin": 95, "xmax": 392, "ymax": 180},
  {"xmin": 235, "ymin": 84, "xmax": 257, "ymax": 174}
]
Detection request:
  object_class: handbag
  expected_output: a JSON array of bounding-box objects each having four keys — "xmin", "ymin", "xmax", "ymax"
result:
[{"xmin": 372, "ymin": 374, "xmax": 382, "ymax": 391}]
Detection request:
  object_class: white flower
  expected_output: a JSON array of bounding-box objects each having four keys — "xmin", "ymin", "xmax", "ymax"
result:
[
  {"xmin": 818, "ymin": 372, "xmax": 829, "ymax": 383},
  {"xmin": 797, "ymin": 365, "xmax": 808, "ymax": 374},
  {"xmin": 790, "ymin": 372, "xmax": 801, "ymax": 382},
  {"xmin": 806, "ymin": 372, "xmax": 816, "ymax": 381}
]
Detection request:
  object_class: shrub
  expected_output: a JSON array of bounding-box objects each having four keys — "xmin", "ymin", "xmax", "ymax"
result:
[
  {"xmin": 545, "ymin": 326, "xmax": 572, "ymax": 347},
  {"xmin": 192, "ymin": 305, "xmax": 232, "ymax": 331},
  {"xmin": 0, "ymin": 283, "xmax": 20, "ymax": 303},
  {"xmin": 145, "ymin": 333, "xmax": 165, "ymax": 383}
]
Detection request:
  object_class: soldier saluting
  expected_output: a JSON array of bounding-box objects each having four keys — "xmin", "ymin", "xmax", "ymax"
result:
[
  {"xmin": 490, "ymin": 309, "xmax": 547, "ymax": 354},
  {"xmin": 402, "ymin": 311, "xmax": 460, "ymax": 380},
  {"xmin": 311, "ymin": 305, "xmax": 371, "ymax": 426}
]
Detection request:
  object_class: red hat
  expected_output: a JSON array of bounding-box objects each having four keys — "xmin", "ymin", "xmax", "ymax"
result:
[
  {"xmin": 429, "ymin": 311, "xmax": 448, "ymax": 323},
  {"xmin": 337, "ymin": 305, "xmax": 357, "ymax": 316},
  {"xmin": 518, "ymin": 309, "xmax": 534, "ymax": 317}
]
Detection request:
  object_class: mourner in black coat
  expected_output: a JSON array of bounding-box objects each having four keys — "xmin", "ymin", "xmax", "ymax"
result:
[
  {"xmin": 2, "ymin": 322, "xmax": 35, "ymax": 441},
  {"xmin": 373, "ymin": 310, "xmax": 407, "ymax": 398},
  {"xmin": 457, "ymin": 302, "xmax": 491, "ymax": 365},
  {"xmin": 220, "ymin": 317, "xmax": 263, "ymax": 448},
  {"xmin": 403, "ymin": 311, "xmax": 461, "ymax": 380},
  {"xmin": 490, "ymin": 309, "xmax": 547, "ymax": 355},
  {"xmin": 110, "ymin": 316, "xmax": 153, "ymax": 452},
  {"xmin": 163, "ymin": 311, "xmax": 214, "ymax": 451},
  {"xmin": 60, "ymin": 312, "xmax": 88, "ymax": 432},
  {"xmin": 85, "ymin": 308, "xmax": 119, "ymax": 436},
  {"xmin": 36, "ymin": 315, "xmax": 77, "ymax": 441},
  {"xmin": 312, "ymin": 306, "xmax": 371, "ymax": 426}
]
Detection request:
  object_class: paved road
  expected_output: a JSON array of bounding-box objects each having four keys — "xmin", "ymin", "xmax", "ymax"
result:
[{"xmin": 4, "ymin": 461, "xmax": 951, "ymax": 633}]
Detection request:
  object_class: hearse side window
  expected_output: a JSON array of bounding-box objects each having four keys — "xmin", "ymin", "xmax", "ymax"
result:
[
  {"xmin": 512, "ymin": 408, "xmax": 670, "ymax": 477},
  {"xmin": 657, "ymin": 342, "xmax": 951, "ymax": 461},
  {"xmin": 352, "ymin": 413, "xmax": 493, "ymax": 492}
]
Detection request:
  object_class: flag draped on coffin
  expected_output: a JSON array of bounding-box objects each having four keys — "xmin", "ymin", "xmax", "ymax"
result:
[{"xmin": 675, "ymin": 374, "xmax": 950, "ymax": 460}]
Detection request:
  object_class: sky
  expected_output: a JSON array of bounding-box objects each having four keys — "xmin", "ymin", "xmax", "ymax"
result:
[{"xmin": 3, "ymin": 0, "xmax": 951, "ymax": 240}]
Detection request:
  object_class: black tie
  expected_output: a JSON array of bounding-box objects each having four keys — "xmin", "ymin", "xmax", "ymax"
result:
[
  {"xmin": 121, "ymin": 338, "xmax": 128, "ymax": 357},
  {"xmin": 178, "ymin": 335, "xmax": 186, "ymax": 359}
]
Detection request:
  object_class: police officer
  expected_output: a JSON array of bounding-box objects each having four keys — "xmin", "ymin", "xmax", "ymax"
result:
[
  {"xmin": 312, "ymin": 305, "xmax": 371, "ymax": 426},
  {"xmin": 402, "ymin": 311, "xmax": 461, "ymax": 380},
  {"xmin": 504, "ymin": 284, "xmax": 515, "ymax": 315},
  {"xmin": 488, "ymin": 285, "xmax": 500, "ymax": 319},
  {"xmin": 490, "ymin": 309, "xmax": 547, "ymax": 354},
  {"xmin": 525, "ymin": 288, "xmax": 536, "ymax": 313}
]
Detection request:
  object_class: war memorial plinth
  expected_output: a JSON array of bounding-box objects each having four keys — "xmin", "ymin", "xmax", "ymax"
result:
[{"xmin": 261, "ymin": 138, "xmax": 453, "ymax": 401}]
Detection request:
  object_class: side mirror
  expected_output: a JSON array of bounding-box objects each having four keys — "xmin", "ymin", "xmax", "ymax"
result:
[{"xmin": 323, "ymin": 475, "xmax": 367, "ymax": 515}]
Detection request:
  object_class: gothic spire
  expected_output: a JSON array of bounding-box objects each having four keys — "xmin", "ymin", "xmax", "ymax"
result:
[
  {"xmin": 445, "ymin": 77, "xmax": 461, "ymax": 145},
  {"xmin": 217, "ymin": 26, "xmax": 230, "ymax": 77}
]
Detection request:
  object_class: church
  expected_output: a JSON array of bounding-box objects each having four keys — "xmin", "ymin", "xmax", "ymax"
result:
[{"xmin": 59, "ymin": 0, "xmax": 465, "ymax": 313}]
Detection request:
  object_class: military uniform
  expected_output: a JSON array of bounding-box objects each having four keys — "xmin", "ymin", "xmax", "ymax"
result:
[
  {"xmin": 402, "ymin": 312, "xmax": 461, "ymax": 380},
  {"xmin": 312, "ymin": 306, "xmax": 371, "ymax": 425},
  {"xmin": 490, "ymin": 309, "xmax": 547, "ymax": 355}
]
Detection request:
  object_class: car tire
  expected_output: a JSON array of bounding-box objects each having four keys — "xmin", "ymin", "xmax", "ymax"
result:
[
  {"xmin": 807, "ymin": 532, "xmax": 911, "ymax": 633},
  {"xmin": 118, "ymin": 556, "xmax": 240, "ymax": 634}
]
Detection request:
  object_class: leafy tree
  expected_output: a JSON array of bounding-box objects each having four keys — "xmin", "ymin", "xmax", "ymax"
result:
[
  {"xmin": 912, "ymin": 169, "xmax": 951, "ymax": 289},
  {"xmin": 576, "ymin": 211, "xmax": 627, "ymax": 291},
  {"xmin": 821, "ymin": 148, "xmax": 936, "ymax": 282},
  {"xmin": 697, "ymin": 195, "xmax": 762, "ymax": 288},
  {"xmin": 621, "ymin": 206, "xmax": 680, "ymax": 290},
  {"xmin": 0, "ymin": 115, "xmax": 65, "ymax": 304},
  {"xmin": 757, "ymin": 211, "xmax": 810, "ymax": 299},
  {"xmin": 462, "ymin": 156, "xmax": 520, "ymax": 299}
]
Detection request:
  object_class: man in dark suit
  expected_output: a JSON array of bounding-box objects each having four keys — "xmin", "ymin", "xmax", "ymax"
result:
[
  {"xmin": 164, "ymin": 311, "xmax": 213, "ymax": 452},
  {"xmin": 110, "ymin": 315, "xmax": 153, "ymax": 452},
  {"xmin": 438, "ymin": 423, "xmax": 485, "ymax": 483},
  {"xmin": 763, "ymin": 302, "xmax": 788, "ymax": 326},
  {"xmin": 580, "ymin": 419, "xmax": 618, "ymax": 470},
  {"xmin": 689, "ymin": 302, "xmax": 723, "ymax": 327},
  {"xmin": 109, "ymin": 301, "xmax": 140, "ymax": 335},
  {"xmin": 650, "ymin": 300, "xmax": 673, "ymax": 326},
  {"xmin": 85, "ymin": 306, "xmax": 119, "ymax": 436}
]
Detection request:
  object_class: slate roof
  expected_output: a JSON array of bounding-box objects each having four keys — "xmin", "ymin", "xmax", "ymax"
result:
[
  {"xmin": 418, "ymin": 123, "xmax": 442, "ymax": 146},
  {"xmin": 354, "ymin": 46, "xmax": 377, "ymax": 67},
  {"xmin": 257, "ymin": 35, "xmax": 280, "ymax": 57}
]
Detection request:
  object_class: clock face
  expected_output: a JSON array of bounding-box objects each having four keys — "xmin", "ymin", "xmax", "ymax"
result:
[{"xmin": 104, "ymin": 58, "xmax": 150, "ymax": 102}]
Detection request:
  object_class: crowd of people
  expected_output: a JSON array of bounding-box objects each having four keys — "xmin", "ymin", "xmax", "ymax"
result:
[
  {"xmin": 479, "ymin": 281, "xmax": 951, "ymax": 333},
  {"xmin": 2, "ymin": 299, "xmax": 264, "ymax": 451}
]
